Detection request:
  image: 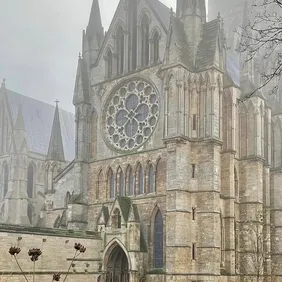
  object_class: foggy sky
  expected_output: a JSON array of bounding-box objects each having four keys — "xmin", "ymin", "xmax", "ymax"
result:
[{"xmin": 0, "ymin": 0, "xmax": 175, "ymax": 112}]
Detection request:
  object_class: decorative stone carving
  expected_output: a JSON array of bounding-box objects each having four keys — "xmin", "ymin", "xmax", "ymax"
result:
[{"xmin": 102, "ymin": 78, "xmax": 160, "ymax": 152}]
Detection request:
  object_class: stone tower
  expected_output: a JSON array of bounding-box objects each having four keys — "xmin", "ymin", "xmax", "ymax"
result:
[{"xmin": 44, "ymin": 101, "xmax": 66, "ymax": 211}]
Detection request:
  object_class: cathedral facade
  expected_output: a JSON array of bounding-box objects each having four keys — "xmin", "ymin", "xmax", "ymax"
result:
[
  {"xmin": 40, "ymin": 0, "xmax": 282, "ymax": 280},
  {"xmin": 0, "ymin": 81, "xmax": 74, "ymax": 225},
  {"xmin": 2, "ymin": 0, "xmax": 282, "ymax": 281}
]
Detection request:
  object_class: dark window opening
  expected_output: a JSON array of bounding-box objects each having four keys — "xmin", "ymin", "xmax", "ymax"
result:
[
  {"xmin": 128, "ymin": 167, "xmax": 134, "ymax": 196},
  {"xmin": 141, "ymin": 15, "xmax": 149, "ymax": 67},
  {"xmin": 148, "ymin": 164, "xmax": 155, "ymax": 193},
  {"xmin": 192, "ymin": 243, "xmax": 196, "ymax": 260},
  {"xmin": 153, "ymin": 32, "xmax": 159, "ymax": 63},
  {"xmin": 119, "ymin": 170, "xmax": 124, "ymax": 196},
  {"xmin": 109, "ymin": 170, "xmax": 115, "ymax": 199},
  {"xmin": 192, "ymin": 164, "xmax": 196, "ymax": 179},
  {"xmin": 138, "ymin": 165, "xmax": 144, "ymax": 194},
  {"xmin": 3, "ymin": 164, "xmax": 8, "ymax": 197},
  {"xmin": 107, "ymin": 49, "xmax": 113, "ymax": 78},
  {"xmin": 113, "ymin": 209, "xmax": 121, "ymax": 229},
  {"xmin": 192, "ymin": 207, "xmax": 196, "ymax": 220},
  {"xmin": 27, "ymin": 164, "xmax": 34, "ymax": 198},
  {"xmin": 154, "ymin": 210, "xmax": 164, "ymax": 268},
  {"xmin": 116, "ymin": 26, "xmax": 125, "ymax": 75},
  {"xmin": 193, "ymin": 114, "xmax": 197, "ymax": 130}
]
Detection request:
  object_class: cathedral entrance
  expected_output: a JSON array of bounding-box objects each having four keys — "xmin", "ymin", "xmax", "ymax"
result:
[{"xmin": 105, "ymin": 245, "xmax": 129, "ymax": 282}]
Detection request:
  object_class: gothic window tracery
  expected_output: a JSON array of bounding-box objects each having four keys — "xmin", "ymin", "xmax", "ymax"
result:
[
  {"xmin": 116, "ymin": 26, "xmax": 125, "ymax": 75},
  {"xmin": 103, "ymin": 79, "xmax": 159, "ymax": 152},
  {"xmin": 154, "ymin": 209, "xmax": 164, "ymax": 268},
  {"xmin": 27, "ymin": 163, "xmax": 34, "ymax": 198},
  {"xmin": 141, "ymin": 14, "xmax": 150, "ymax": 67}
]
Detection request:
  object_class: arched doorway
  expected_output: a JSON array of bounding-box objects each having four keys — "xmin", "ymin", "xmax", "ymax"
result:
[{"xmin": 106, "ymin": 245, "xmax": 129, "ymax": 282}]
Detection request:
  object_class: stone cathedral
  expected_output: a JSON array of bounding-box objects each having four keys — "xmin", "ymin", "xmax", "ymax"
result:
[{"xmin": 2, "ymin": 0, "xmax": 282, "ymax": 281}]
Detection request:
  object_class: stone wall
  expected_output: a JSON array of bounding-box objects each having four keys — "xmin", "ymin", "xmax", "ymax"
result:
[{"xmin": 0, "ymin": 224, "xmax": 102, "ymax": 282}]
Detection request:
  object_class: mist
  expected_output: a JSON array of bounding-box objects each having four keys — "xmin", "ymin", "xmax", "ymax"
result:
[{"xmin": 0, "ymin": 0, "xmax": 176, "ymax": 113}]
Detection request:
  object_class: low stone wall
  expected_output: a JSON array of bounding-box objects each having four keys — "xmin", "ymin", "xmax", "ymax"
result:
[{"xmin": 0, "ymin": 224, "xmax": 102, "ymax": 282}]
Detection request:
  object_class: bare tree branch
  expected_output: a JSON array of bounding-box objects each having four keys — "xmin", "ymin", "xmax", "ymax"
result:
[{"xmin": 237, "ymin": 0, "xmax": 282, "ymax": 100}]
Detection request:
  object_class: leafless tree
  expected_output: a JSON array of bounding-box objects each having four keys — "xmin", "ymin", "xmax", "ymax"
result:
[
  {"xmin": 238, "ymin": 0, "xmax": 282, "ymax": 99},
  {"xmin": 240, "ymin": 211, "xmax": 271, "ymax": 282}
]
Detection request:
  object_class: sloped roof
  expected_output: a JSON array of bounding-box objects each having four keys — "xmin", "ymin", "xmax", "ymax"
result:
[
  {"xmin": 73, "ymin": 57, "xmax": 90, "ymax": 105},
  {"xmin": 117, "ymin": 196, "xmax": 131, "ymax": 222},
  {"xmin": 7, "ymin": 90, "xmax": 75, "ymax": 161},
  {"xmin": 226, "ymin": 50, "xmax": 240, "ymax": 87},
  {"xmin": 196, "ymin": 19, "xmax": 220, "ymax": 70},
  {"xmin": 169, "ymin": 16, "xmax": 194, "ymax": 69},
  {"xmin": 147, "ymin": 0, "xmax": 171, "ymax": 31}
]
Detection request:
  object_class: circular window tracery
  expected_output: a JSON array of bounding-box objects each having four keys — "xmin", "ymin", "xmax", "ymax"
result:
[{"xmin": 103, "ymin": 78, "xmax": 160, "ymax": 152}]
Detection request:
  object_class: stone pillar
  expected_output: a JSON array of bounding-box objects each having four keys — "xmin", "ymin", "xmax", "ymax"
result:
[{"xmin": 165, "ymin": 139, "xmax": 192, "ymax": 275}]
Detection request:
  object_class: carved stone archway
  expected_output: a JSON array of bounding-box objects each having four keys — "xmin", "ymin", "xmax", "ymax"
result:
[{"xmin": 106, "ymin": 245, "xmax": 129, "ymax": 282}]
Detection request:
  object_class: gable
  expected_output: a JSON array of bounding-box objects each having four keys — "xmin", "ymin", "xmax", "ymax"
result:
[
  {"xmin": 6, "ymin": 90, "xmax": 75, "ymax": 160},
  {"xmin": 94, "ymin": 0, "xmax": 169, "ymax": 69}
]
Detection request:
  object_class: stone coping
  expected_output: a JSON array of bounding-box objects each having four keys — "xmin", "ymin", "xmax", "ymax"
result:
[{"xmin": 0, "ymin": 224, "xmax": 101, "ymax": 239}]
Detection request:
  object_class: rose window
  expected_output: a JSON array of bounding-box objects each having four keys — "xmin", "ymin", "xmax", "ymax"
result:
[{"xmin": 103, "ymin": 79, "xmax": 159, "ymax": 151}]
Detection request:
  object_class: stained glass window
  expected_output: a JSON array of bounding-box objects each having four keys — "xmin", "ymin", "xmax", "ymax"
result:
[
  {"xmin": 27, "ymin": 164, "xmax": 34, "ymax": 198},
  {"xmin": 148, "ymin": 164, "xmax": 155, "ymax": 193},
  {"xmin": 154, "ymin": 210, "xmax": 163, "ymax": 268},
  {"xmin": 138, "ymin": 166, "xmax": 144, "ymax": 194}
]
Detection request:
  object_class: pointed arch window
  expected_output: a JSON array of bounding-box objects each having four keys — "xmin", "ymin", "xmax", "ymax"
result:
[
  {"xmin": 107, "ymin": 49, "xmax": 113, "ymax": 79},
  {"xmin": 116, "ymin": 26, "xmax": 125, "ymax": 75},
  {"xmin": 65, "ymin": 192, "xmax": 71, "ymax": 208},
  {"xmin": 97, "ymin": 170, "xmax": 103, "ymax": 200},
  {"xmin": 154, "ymin": 210, "xmax": 164, "ymax": 268},
  {"xmin": 3, "ymin": 164, "xmax": 9, "ymax": 197},
  {"xmin": 148, "ymin": 164, "xmax": 155, "ymax": 193},
  {"xmin": 141, "ymin": 14, "xmax": 150, "ymax": 67},
  {"xmin": 152, "ymin": 31, "xmax": 159, "ymax": 63},
  {"xmin": 113, "ymin": 208, "xmax": 121, "ymax": 229},
  {"xmin": 27, "ymin": 163, "xmax": 34, "ymax": 198},
  {"xmin": 90, "ymin": 111, "xmax": 98, "ymax": 159},
  {"xmin": 108, "ymin": 169, "xmax": 115, "ymax": 199},
  {"xmin": 119, "ymin": 169, "xmax": 124, "ymax": 196},
  {"xmin": 138, "ymin": 165, "xmax": 144, "ymax": 194},
  {"xmin": 128, "ymin": 167, "xmax": 134, "ymax": 196}
]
